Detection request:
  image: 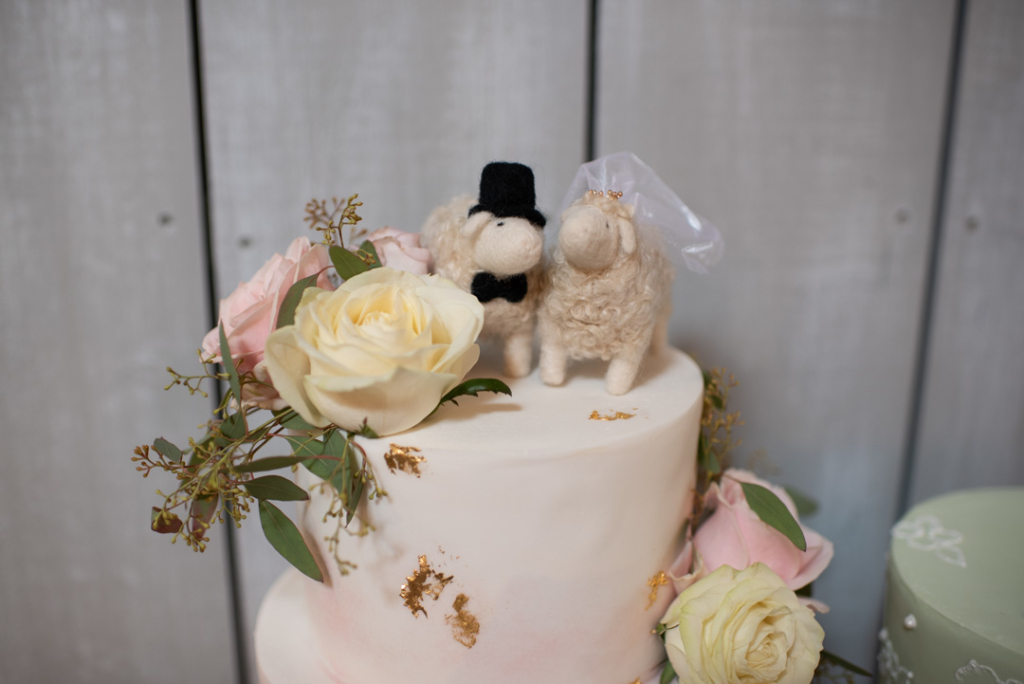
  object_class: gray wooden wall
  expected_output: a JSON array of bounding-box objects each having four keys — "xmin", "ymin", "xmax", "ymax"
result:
[{"xmin": 1, "ymin": 1, "xmax": 1021, "ymax": 682}]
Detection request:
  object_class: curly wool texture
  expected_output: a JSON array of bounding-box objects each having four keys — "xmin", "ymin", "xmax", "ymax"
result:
[
  {"xmin": 420, "ymin": 194, "xmax": 544, "ymax": 339},
  {"xmin": 539, "ymin": 194, "xmax": 672, "ymax": 361}
]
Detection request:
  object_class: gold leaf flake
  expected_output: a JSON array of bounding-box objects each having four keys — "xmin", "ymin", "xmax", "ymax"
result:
[
  {"xmin": 400, "ymin": 555, "xmax": 453, "ymax": 618},
  {"xmin": 645, "ymin": 571, "xmax": 669, "ymax": 610},
  {"xmin": 446, "ymin": 593, "xmax": 480, "ymax": 648},
  {"xmin": 628, "ymin": 679, "xmax": 642, "ymax": 684},
  {"xmin": 589, "ymin": 410, "xmax": 636, "ymax": 421},
  {"xmin": 385, "ymin": 444, "xmax": 426, "ymax": 476}
]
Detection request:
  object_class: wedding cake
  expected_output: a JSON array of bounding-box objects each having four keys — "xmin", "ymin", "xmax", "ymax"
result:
[
  {"xmin": 255, "ymin": 347, "xmax": 704, "ymax": 684},
  {"xmin": 879, "ymin": 488, "xmax": 1024, "ymax": 684}
]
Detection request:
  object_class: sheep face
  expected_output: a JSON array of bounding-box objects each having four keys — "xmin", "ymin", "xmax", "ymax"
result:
[
  {"xmin": 462, "ymin": 212, "xmax": 544, "ymax": 277},
  {"xmin": 558, "ymin": 203, "xmax": 635, "ymax": 272}
]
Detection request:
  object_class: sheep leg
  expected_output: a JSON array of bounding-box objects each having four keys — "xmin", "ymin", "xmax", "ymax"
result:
[
  {"xmin": 503, "ymin": 330, "xmax": 533, "ymax": 378},
  {"xmin": 539, "ymin": 339, "xmax": 569, "ymax": 386},
  {"xmin": 605, "ymin": 347, "xmax": 644, "ymax": 395}
]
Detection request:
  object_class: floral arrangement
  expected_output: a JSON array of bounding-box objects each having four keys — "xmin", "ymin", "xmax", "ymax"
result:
[
  {"xmin": 133, "ymin": 195, "xmax": 508, "ymax": 579},
  {"xmin": 655, "ymin": 371, "xmax": 869, "ymax": 683}
]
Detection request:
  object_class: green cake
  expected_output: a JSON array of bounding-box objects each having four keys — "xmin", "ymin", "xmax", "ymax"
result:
[{"xmin": 880, "ymin": 488, "xmax": 1024, "ymax": 683}]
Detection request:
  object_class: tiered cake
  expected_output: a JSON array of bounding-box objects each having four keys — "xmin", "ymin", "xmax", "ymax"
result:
[
  {"xmin": 255, "ymin": 346, "xmax": 703, "ymax": 684},
  {"xmin": 880, "ymin": 488, "xmax": 1024, "ymax": 683}
]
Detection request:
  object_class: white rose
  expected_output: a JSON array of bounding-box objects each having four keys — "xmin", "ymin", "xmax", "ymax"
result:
[
  {"xmin": 661, "ymin": 563, "xmax": 824, "ymax": 684},
  {"xmin": 264, "ymin": 267, "xmax": 483, "ymax": 436}
]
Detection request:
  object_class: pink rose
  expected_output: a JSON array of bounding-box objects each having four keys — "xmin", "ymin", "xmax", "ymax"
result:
[
  {"xmin": 688, "ymin": 469, "xmax": 833, "ymax": 595},
  {"xmin": 201, "ymin": 236, "xmax": 333, "ymax": 407},
  {"xmin": 366, "ymin": 226, "xmax": 432, "ymax": 275}
]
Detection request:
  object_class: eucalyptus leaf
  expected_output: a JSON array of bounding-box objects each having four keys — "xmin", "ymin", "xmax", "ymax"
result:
[
  {"xmin": 233, "ymin": 455, "xmax": 309, "ymax": 474},
  {"xmin": 276, "ymin": 273, "xmax": 319, "ymax": 329},
  {"xmin": 218, "ymin": 324, "xmax": 242, "ymax": 403},
  {"xmin": 258, "ymin": 501, "xmax": 323, "ymax": 582},
  {"xmin": 433, "ymin": 378, "xmax": 512, "ymax": 415},
  {"xmin": 190, "ymin": 494, "xmax": 219, "ymax": 540},
  {"xmin": 358, "ymin": 240, "xmax": 382, "ymax": 269},
  {"xmin": 221, "ymin": 412, "xmax": 246, "ymax": 440},
  {"xmin": 819, "ymin": 650, "xmax": 872, "ymax": 677},
  {"xmin": 242, "ymin": 475, "xmax": 309, "ymax": 501},
  {"xmin": 660, "ymin": 659, "xmax": 677, "ymax": 684},
  {"xmin": 150, "ymin": 508, "xmax": 183, "ymax": 534},
  {"xmin": 152, "ymin": 438, "xmax": 182, "ymax": 463},
  {"xmin": 355, "ymin": 421, "xmax": 379, "ymax": 439},
  {"xmin": 784, "ymin": 486, "xmax": 819, "ymax": 517},
  {"xmin": 740, "ymin": 482, "xmax": 807, "ymax": 552},
  {"xmin": 284, "ymin": 435, "xmax": 324, "ymax": 459},
  {"xmin": 281, "ymin": 412, "xmax": 318, "ymax": 432},
  {"xmin": 330, "ymin": 245, "xmax": 371, "ymax": 280}
]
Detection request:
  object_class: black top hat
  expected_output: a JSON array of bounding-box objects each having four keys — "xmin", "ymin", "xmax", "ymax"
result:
[{"xmin": 468, "ymin": 162, "xmax": 546, "ymax": 228}]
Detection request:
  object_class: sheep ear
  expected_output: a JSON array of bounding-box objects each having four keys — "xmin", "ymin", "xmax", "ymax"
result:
[
  {"xmin": 618, "ymin": 217, "xmax": 637, "ymax": 255},
  {"xmin": 462, "ymin": 212, "xmax": 490, "ymax": 238}
]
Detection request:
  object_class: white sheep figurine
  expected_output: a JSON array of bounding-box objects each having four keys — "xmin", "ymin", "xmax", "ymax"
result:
[
  {"xmin": 538, "ymin": 190, "xmax": 673, "ymax": 395},
  {"xmin": 421, "ymin": 162, "xmax": 546, "ymax": 377}
]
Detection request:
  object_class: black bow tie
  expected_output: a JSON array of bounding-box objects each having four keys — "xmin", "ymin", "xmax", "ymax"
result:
[{"xmin": 471, "ymin": 272, "xmax": 528, "ymax": 303}]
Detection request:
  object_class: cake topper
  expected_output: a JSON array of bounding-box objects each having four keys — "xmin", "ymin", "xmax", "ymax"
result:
[
  {"xmin": 538, "ymin": 186, "xmax": 672, "ymax": 395},
  {"xmin": 421, "ymin": 162, "xmax": 546, "ymax": 377},
  {"xmin": 557, "ymin": 151, "xmax": 724, "ymax": 274}
]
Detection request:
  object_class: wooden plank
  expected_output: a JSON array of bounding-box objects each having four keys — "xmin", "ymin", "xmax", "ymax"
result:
[
  {"xmin": 0, "ymin": 1, "xmax": 235, "ymax": 682},
  {"xmin": 197, "ymin": 1, "xmax": 588, "ymax": 677},
  {"xmin": 910, "ymin": 0, "xmax": 1024, "ymax": 504},
  {"xmin": 597, "ymin": 0, "xmax": 956, "ymax": 664}
]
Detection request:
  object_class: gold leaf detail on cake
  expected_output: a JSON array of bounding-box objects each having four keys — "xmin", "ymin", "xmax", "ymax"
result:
[
  {"xmin": 446, "ymin": 593, "xmax": 480, "ymax": 648},
  {"xmin": 645, "ymin": 571, "xmax": 669, "ymax": 610},
  {"xmin": 384, "ymin": 444, "xmax": 426, "ymax": 476},
  {"xmin": 628, "ymin": 679, "xmax": 642, "ymax": 684},
  {"xmin": 400, "ymin": 555, "xmax": 453, "ymax": 618},
  {"xmin": 589, "ymin": 410, "xmax": 636, "ymax": 421}
]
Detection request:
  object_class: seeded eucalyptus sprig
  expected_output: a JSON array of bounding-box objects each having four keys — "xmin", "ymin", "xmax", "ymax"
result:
[{"xmin": 134, "ymin": 195, "xmax": 512, "ymax": 581}]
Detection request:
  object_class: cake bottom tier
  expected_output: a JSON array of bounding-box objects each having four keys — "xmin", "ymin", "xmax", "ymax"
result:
[{"xmin": 255, "ymin": 570, "xmax": 670, "ymax": 684}]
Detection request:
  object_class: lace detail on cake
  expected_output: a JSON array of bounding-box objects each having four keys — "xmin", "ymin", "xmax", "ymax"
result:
[
  {"xmin": 878, "ymin": 628, "xmax": 914, "ymax": 684},
  {"xmin": 892, "ymin": 514, "xmax": 967, "ymax": 567},
  {"xmin": 955, "ymin": 660, "xmax": 1023, "ymax": 684}
]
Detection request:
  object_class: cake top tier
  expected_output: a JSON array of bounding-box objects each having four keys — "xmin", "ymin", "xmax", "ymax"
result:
[
  {"xmin": 359, "ymin": 345, "xmax": 704, "ymax": 457},
  {"xmin": 891, "ymin": 487, "xmax": 1024, "ymax": 654}
]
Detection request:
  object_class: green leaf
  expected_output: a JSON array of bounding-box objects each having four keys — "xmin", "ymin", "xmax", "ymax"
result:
[
  {"xmin": 435, "ymin": 378, "xmax": 512, "ymax": 414},
  {"xmin": 784, "ymin": 486, "xmax": 819, "ymax": 517},
  {"xmin": 740, "ymin": 482, "xmax": 807, "ymax": 552},
  {"xmin": 358, "ymin": 240, "xmax": 382, "ymax": 269},
  {"xmin": 190, "ymin": 494, "xmax": 220, "ymax": 539},
  {"xmin": 243, "ymin": 475, "xmax": 309, "ymax": 501},
  {"xmin": 233, "ymin": 455, "xmax": 309, "ymax": 474},
  {"xmin": 330, "ymin": 245, "xmax": 371, "ymax": 280},
  {"xmin": 795, "ymin": 581, "xmax": 813, "ymax": 597},
  {"xmin": 152, "ymin": 438, "xmax": 182, "ymax": 463},
  {"xmin": 218, "ymin": 323, "xmax": 242, "ymax": 403},
  {"xmin": 819, "ymin": 650, "xmax": 873, "ymax": 678},
  {"xmin": 697, "ymin": 432, "xmax": 720, "ymax": 474},
  {"xmin": 284, "ymin": 435, "xmax": 324, "ymax": 459},
  {"xmin": 151, "ymin": 508, "xmax": 183, "ymax": 534},
  {"xmin": 702, "ymin": 369, "xmax": 713, "ymax": 387},
  {"xmin": 344, "ymin": 439, "xmax": 363, "ymax": 525},
  {"xmin": 276, "ymin": 273, "xmax": 320, "ymax": 329},
  {"xmin": 258, "ymin": 501, "xmax": 323, "ymax": 582},
  {"xmin": 355, "ymin": 420, "xmax": 379, "ymax": 439},
  {"xmin": 221, "ymin": 412, "xmax": 246, "ymax": 440},
  {"xmin": 660, "ymin": 659, "xmax": 677, "ymax": 684},
  {"xmin": 278, "ymin": 411, "xmax": 318, "ymax": 432}
]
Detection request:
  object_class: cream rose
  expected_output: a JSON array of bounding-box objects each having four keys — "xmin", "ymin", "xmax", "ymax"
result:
[
  {"xmin": 263, "ymin": 267, "xmax": 483, "ymax": 435},
  {"xmin": 366, "ymin": 226, "xmax": 432, "ymax": 275},
  {"xmin": 661, "ymin": 564, "xmax": 824, "ymax": 684}
]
